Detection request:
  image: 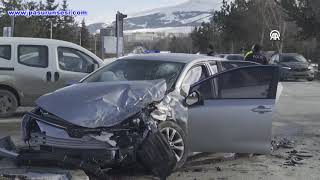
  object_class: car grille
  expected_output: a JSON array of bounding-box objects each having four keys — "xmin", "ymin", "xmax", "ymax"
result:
[
  {"xmin": 30, "ymin": 132, "xmax": 116, "ymax": 150},
  {"xmin": 293, "ymin": 68, "xmax": 308, "ymax": 72}
]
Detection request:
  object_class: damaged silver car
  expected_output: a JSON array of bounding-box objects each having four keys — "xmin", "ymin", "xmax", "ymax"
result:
[{"xmin": 20, "ymin": 54, "xmax": 280, "ymax": 179}]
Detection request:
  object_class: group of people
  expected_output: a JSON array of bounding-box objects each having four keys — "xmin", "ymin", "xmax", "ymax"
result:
[{"xmin": 207, "ymin": 44, "xmax": 269, "ymax": 65}]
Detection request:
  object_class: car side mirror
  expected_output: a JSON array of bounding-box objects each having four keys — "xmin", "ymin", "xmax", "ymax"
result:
[
  {"xmin": 185, "ymin": 91, "xmax": 201, "ymax": 106},
  {"xmin": 87, "ymin": 64, "xmax": 98, "ymax": 73}
]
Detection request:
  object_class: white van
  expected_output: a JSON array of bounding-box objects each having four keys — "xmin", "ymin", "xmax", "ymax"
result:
[{"xmin": 0, "ymin": 37, "xmax": 104, "ymax": 117}]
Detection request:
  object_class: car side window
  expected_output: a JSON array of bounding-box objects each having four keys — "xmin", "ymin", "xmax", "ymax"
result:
[
  {"xmin": 190, "ymin": 66, "xmax": 278, "ymax": 100},
  {"xmin": 0, "ymin": 45, "xmax": 11, "ymax": 60},
  {"xmin": 209, "ymin": 62, "xmax": 218, "ymax": 74},
  {"xmin": 183, "ymin": 65, "xmax": 213, "ymax": 99},
  {"xmin": 58, "ymin": 47, "xmax": 97, "ymax": 73},
  {"xmin": 274, "ymin": 55, "xmax": 280, "ymax": 63},
  {"xmin": 182, "ymin": 65, "xmax": 209, "ymax": 86},
  {"xmin": 220, "ymin": 61, "xmax": 256, "ymax": 71},
  {"xmin": 18, "ymin": 45, "xmax": 48, "ymax": 68}
]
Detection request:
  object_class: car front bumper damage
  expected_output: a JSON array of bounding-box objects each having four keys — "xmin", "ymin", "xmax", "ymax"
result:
[{"xmin": 0, "ymin": 110, "xmax": 176, "ymax": 180}]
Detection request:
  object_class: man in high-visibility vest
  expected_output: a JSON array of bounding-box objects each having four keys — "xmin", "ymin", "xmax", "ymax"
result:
[{"xmin": 245, "ymin": 44, "xmax": 268, "ymax": 65}]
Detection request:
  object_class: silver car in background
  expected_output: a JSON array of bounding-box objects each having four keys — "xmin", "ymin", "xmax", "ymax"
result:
[
  {"xmin": 0, "ymin": 38, "xmax": 104, "ymax": 117},
  {"xmin": 21, "ymin": 53, "xmax": 280, "ymax": 175}
]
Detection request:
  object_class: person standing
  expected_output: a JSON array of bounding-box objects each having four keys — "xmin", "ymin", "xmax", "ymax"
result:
[
  {"xmin": 245, "ymin": 44, "xmax": 268, "ymax": 65},
  {"xmin": 207, "ymin": 44, "xmax": 215, "ymax": 56}
]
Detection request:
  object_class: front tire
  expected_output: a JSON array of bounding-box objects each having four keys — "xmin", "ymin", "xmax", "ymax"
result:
[
  {"xmin": 307, "ymin": 77, "xmax": 314, "ymax": 81},
  {"xmin": 0, "ymin": 90, "xmax": 18, "ymax": 118},
  {"xmin": 159, "ymin": 121, "xmax": 188, "ymax": 170}
]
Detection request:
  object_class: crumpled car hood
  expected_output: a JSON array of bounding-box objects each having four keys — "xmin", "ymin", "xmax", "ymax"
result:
[{"xmin": 36, "ymin": 80, "xmax": 167, "ymax": 128}]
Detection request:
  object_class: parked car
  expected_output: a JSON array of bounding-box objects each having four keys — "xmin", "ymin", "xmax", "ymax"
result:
[
  {"xmin": 269, "ymin": 53, "xmax": 315, "ymax": 81},
  {"xmin": 21, "ymin": 53, "xmax": 280, "ymax": 178},
  {"xmin": 0, "ymin": 37, "xmax": 104, "ymax": 117},
  {"xmin": 215, "ymin": 54, "xmax": 245, "ymax": 61}
]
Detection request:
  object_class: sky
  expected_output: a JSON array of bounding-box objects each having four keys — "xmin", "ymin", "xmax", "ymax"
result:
[{"xmin": 56, "ymin": 0, "xmax": 189, "ymax": 24}]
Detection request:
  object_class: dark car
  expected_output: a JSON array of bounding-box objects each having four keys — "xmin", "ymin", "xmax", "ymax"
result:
[{"xmin": 269, "ymin": 53, "xmax": 315, "ymax": 81}]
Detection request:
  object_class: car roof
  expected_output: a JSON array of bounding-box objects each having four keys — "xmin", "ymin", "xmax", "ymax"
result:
[
  {"xmin": 225, "ymin": 54, "xmax": 244, "ymax": 56},
  {"xmin": 119, "ymin": 53, "xmax": 224, "ymax": 63},
  {"xmin": 277, "ymin": 53, "xmax": 301, "ymax": 56},
  {"xmin": 0, "ymin": 37, "xmax": 79, "ymax": 47}
]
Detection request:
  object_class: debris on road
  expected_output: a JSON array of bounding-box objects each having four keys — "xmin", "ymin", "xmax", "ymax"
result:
[
  {"xmin": 0, "ymin": 136, "xmax": 18, "ymax": 159},
  {"xmin": 281, "ymin": 149, "xmax": 313, "ymax": 167},
  {"xmin": 216, "ymin": 167, "xmax": 222, "ymax": 171},
  {"xmin": 271, "ymin": 137, "xmax": 295, "ymax": 150}
]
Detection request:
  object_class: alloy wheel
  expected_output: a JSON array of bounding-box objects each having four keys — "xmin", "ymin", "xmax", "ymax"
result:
[
  {"xmin": 160, "ymin": 127, "xmax": 185, "ymax": 162},
  {"xmin": 0, "ymin": 94, "xmax": 14, "ymax": 114}
]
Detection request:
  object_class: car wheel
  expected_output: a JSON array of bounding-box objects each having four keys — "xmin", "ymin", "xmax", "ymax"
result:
[
  {"xmin": 0, "ymin": 90, "xmax": 18, "ymax": 118},
  {"xmin": 159, "ymin": 121, "xmax": 188, "ymax": 170},
  {"xmin": 307, "ymin": 77, "xmax": 314, "ymax": 81}
]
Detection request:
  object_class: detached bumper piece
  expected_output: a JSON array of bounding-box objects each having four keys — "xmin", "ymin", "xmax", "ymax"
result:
[{"xmin": 137, "ymin": 130, "xmax": 177, "ymax": 180}]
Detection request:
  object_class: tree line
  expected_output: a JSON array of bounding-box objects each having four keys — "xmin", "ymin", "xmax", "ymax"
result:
[
  {"xmin": 189, "ymin": 0, "xmax": 320, "ymax": 61},
  {"xmin": 0, "ymin": 0, "xmax": 91, "ymax": 50}
]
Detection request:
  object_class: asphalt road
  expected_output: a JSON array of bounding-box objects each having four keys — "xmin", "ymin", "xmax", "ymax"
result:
[{"xmin": 0, "ymin": 81, "xmax": 320, "ymax": 180}]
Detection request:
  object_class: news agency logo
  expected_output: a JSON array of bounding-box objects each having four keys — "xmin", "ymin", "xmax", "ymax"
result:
[{"xmin": 270, "ymin": 30, "xmax": 280, "ymax": 41}]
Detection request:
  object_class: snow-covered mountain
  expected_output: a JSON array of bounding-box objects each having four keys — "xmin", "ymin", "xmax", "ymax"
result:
[{"xmin": 88, "ymin": 0, "xmax": 221, "ymax": 34}]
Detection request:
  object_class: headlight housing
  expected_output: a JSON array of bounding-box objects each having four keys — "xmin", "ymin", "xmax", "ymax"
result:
[{"xmin": 281, "ymin": 66, "xmax": 291, "ymax": 70}]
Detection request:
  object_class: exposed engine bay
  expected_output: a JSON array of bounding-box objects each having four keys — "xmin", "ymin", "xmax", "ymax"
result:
[{"xmin": 17, "ymin": 80, "xmax": 181, "ymax": 179}]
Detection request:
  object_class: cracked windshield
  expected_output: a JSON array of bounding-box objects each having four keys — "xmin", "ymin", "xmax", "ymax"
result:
[{"xmin": 0, "ymin": 0, "xmax": 319, "ymax": 180}]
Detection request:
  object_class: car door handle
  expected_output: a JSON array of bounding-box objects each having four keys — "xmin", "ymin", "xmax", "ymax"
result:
[
  {"xmin": 251, "ymin": 106, "xmax": 272, "ymax": 114},
  {"xmin": 46, "ymin": 72, "xmax": 52, "ymax": 82},
  {"xmin": 54, "ymin": 72, "xmax": 60, "ymax": 82}
]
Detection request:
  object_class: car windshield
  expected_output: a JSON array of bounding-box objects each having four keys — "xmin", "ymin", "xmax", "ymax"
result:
[
  {"xmin": 281, "ymin": 55, "xmax": 307, "ymax": 63},
  {"xmin": 82, "ymin": 59, "xmax": 185, "ymax": 90}
]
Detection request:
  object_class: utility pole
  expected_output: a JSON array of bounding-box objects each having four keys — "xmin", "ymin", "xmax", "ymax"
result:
[
  {"xmin": 116, "ymin": 11, "xmax": 127, "ymax": 57},
  {"xmin": 10, "ymin": 16, "xmax": 14, "ymax": 37},
  {"xmin": 94, "ymin": 35, "xmax": 97, "ymax": 55},
  {"xmin": 79, "ymin": 29, "xmax": 82, "ymax": 46},
  {"xmin": 50, "ymin": 20, "xmax": 53, "ymax": 39}
]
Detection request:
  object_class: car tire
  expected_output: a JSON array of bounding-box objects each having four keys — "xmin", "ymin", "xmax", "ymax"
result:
[
  {"xmin": 0, "ymin": 89, "xmax": 18, "ymax": 118},
  {"xmin": 307, "ymin": 77, "xmax": 314, "ymax": 81},
  {"xmin": 159, "ymin": 121, "xmax": 188, "ymax": 170}
]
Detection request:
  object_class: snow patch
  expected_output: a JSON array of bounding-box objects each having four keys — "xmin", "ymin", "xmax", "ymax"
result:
[{"xmin": 124, "ymin": 26, "xmax": 194, "ymax": 34}]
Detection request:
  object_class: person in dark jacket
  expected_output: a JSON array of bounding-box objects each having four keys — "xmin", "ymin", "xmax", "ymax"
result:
[
  {"xmin": 245, "ymin": 44, "xmax": 268, "ymax": 65},
  {"xmin": 207, "ymin": 44, "xmax": 215, "ymax": 56}
]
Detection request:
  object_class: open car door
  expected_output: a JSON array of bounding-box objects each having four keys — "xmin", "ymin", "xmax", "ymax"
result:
[{"xmin": 187, "ymin": 65, "xmax": 279, "ymax": 154}]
